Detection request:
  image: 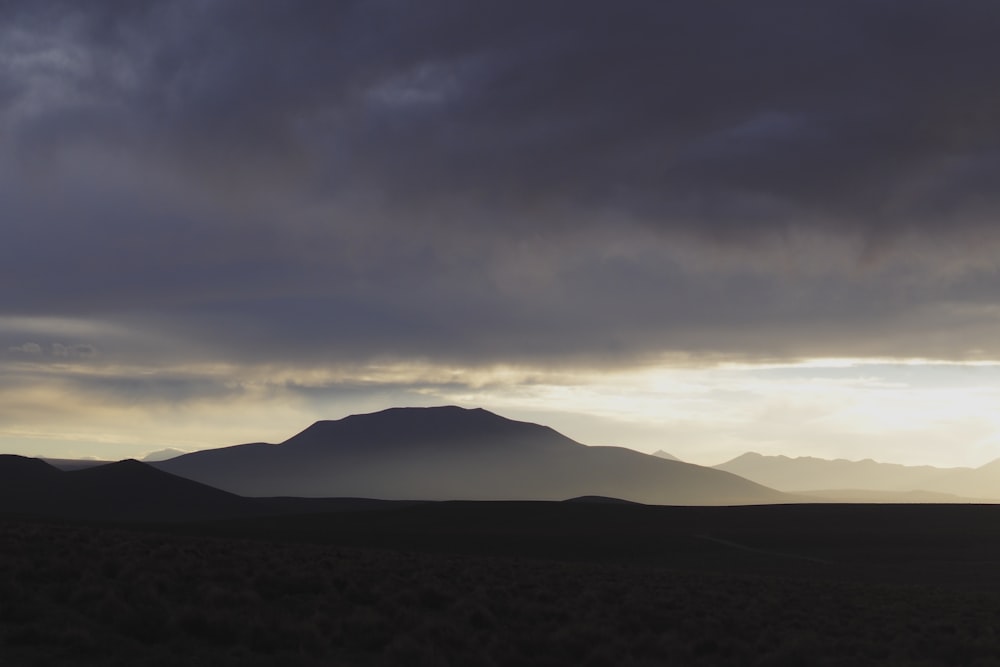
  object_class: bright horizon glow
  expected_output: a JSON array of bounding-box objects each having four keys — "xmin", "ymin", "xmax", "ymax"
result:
[{"xmin": 3, "ymin": 355, "xmax": 1000, "ymax": 470}]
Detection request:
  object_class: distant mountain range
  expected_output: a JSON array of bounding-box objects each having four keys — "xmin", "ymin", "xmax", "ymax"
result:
[
  {"xmin": 715, "ymin": 452, "xmax": 1000, "ymax": 501},
  {"xmin": 10, "ymin": 407, "xmax": 1000, "ymax": 518},
  {"xmin": 156, "ymin": 406, "xmax": 787, "ymax": 505}
]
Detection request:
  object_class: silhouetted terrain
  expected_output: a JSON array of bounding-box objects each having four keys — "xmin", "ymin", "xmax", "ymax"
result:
[
  {"xmin": 0, "ymin": 456, "xmax": 248, "ymax": 521},
  {"xmin": 797, "ymin": 488, "xmax": 989, "ymax": 503},
  {"xmin": 40, "ymin": 457, "xmax": 111, "ymax": 471},
  {"xmin": 928, "ymin": 457, "xmax": 1000, "ymax": 499},
  {"xmin": 160, "ymin": 501, "xmax": 1000, "ymax": 588},
  {"xmin": 716, "ymin": 451, "xmax": 1000, "ymax": 500},
  {"xmin": 0, "ymin": 455, "xmax": 420, "ymax": 521},
  {"xmin": 9, "ymin": 409, "xmax": 1000, "ymax": 663},
  {"xmin": 157, "ymin": 406, "xmax": 787, "ymax": 504},
  {"xmin": 5, "ymin": 503, "xmax": 1000, "ymax": 666},
  {"xmin": 0, "ymin": 456, "xmax": 64, "ymax": 508},
  {"xmin": 140, "ymin": 448, "xmax": 188, "ymax": 462},
  {"xmin": 4, "ymin": 446, "xmax": 1000, "ymax": 665}
]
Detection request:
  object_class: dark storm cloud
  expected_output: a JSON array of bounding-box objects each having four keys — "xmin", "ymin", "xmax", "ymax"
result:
[
  {"xmin": 8, "ymin": 0, "xmax": 1000, "ymax": 229},
  {"xmin": 4, "ymin": 0, "xmax": 1000, "ymax": 369}
]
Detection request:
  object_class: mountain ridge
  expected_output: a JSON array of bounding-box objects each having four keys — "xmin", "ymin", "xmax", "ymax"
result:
[
  {"xmin": 158, "ymin": 406, "xmax": 788, "ymax": 504},
  {"xmin": 715, "ymin": 451, "xmax": 1000, "ymax": 500},
  {"xmin": 282, "ymin": 405, "xmax": 578, "ymax": 453},
  {"xmin": 0, "ymin": 455, "xmax": 249, "ymax": 520}
]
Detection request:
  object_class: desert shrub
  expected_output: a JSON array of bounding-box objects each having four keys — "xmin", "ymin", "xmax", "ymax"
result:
[
  {"xmin": 177, "ymin": 607, "xmax": 242, "ymax": 646},
  {"xmin": 383, "ymin": 632, "xmax": 452, "ymax": 667},
  {"xmin": 5, "ymin": 623, "xmax": 46, "ymax": 647},
  {"xmin": 416, "ymin": 585, "xmax": 454, "ymax": 611},
  {"xmin": 56, "ymin": 624, "xmax": 105, "ymax": 658},
  {"xmin": 7, "ymin": 515, "xmax": 1000, "ymax": 666},
  {"xmin": 0, "ymin": 587, "xmax": 38, "ymax": 624},
  {"xmin": 245, "ymin": 617, "xmax": 303, "ymax": 655},
  {"xmin": 339, "ymin": 604, "xmax": 393, "ymax": 651},
  {"xmin": 755, "ymin": 631, "xmax": 822, "ymax": 667},
  {"xmin": 117, "ymin": 600, "xmax": 176, "ymax": 645}
]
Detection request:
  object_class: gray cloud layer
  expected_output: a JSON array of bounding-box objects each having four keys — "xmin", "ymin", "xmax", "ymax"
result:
[{"xmin": 4, "ymin": 0, "xmax": 1000, "ymax": 371}]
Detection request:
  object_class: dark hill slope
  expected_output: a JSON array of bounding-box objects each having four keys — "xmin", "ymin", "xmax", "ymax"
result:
[
  {"xmin": 59, "ymin": 459, "xmax": 251, "ymax": 520},
  {"xmin": 0, "ymin": 457, "xmax": 252, "ymax": 521},
  {"xmin": 0, "ymin": 454, "xmax": 62, "ymax": 481},
  {"xmin": 158, "ymin": 406, "xmax": 788, "ymax": 504},
  {"xmin": 41, "ymin": 457, "xmax": 111, "ymax": 471},
  {"xmin": 0, "ymin": 455, "xmax": 63, "ymax": 505}
]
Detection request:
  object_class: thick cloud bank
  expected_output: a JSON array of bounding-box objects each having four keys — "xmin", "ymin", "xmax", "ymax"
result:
[{"xmin": 3, "ymin": 0, "xmax": 1000, "ymax": 374}]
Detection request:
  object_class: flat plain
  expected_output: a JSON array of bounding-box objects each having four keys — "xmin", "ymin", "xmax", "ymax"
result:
[{"xmin": 4, "ymin": 503, "xmax": 1000, "ymax": 666}]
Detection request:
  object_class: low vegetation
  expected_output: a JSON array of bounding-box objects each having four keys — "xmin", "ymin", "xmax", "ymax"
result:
[{"xmin": 3, "ymin": 513, "xmax": 1000, "ymax": 666}]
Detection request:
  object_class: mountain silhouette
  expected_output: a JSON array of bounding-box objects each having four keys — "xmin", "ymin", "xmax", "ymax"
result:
[
  {"xmin": 141, "ymin": 447, "xmax": 188, "ymax": 462},
  {"xmin": 0, "ymin": 453, "xmax": 62, "ymax": 478},
  {"xmin": 0, "ymin": 456, "xmax": 250, "ymax": 521},
  {"xmin": 0, "ymin": 455, "xmax": 63, "ymax": 503},
  {"xmin": 715, "ymin": 452, "xmax": 1000, "ymax": 500},
  {"xmin": 925, "ymin": 457, "xmax": 1000, "ymax": 500},
  {"xmin": 40, "ymin": 457, "xmax": 110, "ymax": 471},
  {"xmin": 715, "ymin": 452, "xmax": 954, "ymax": 492},
  {"xmin": 796, "ymin": 489, "xmax": 992, "ymax": 503},
  {"xmin": 61, "ymin": 459, "xmax": 251, "ymax": 519},
  {"xmin": 157, "ymin": 406, "xmax": 787, "ymax": 504}
]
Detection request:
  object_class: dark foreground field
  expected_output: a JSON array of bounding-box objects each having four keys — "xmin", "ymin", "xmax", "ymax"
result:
[{"xmin": 4, "ymin": 503, "xmax": 1000, "ymax": 666}]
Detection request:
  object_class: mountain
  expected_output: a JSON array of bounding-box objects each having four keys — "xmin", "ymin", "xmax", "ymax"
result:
[
  {"xmin": 40, "ymin": 457, "xmax": 111, "ymax": 471},
  {"xmin": 0, "ymin": 456, "xmax": 250, "ymax": 521},
  {"xmin": 714, "ymin": 452, "xmax": 957, "ymax": 493},
  {"xmin": 60, "ymin": 459, "xmax": 252, "ymax": 520},
  {"xmin": 158, "ymin": 406, "xmax": 788, "ymax": 505},
  {"xmin": 715, "ymin": 452, "xmax": 1000, "ymax": 500},
  {"xmin": 0, "ymin": 455, "xmax": 63, "ymax": 501},
  {"xmin": 651, "ymin": 450, "xmax": 681, "ymax": 461},
  {"xmin": 796, "ymin": 489, "xmax": 994, "ymax": 503},
  {"xmin": 142, "ymin": 448, "xmax": 188, "ymax": 462},
  {"xmin": 926, "ymin": 457, "xmax": 1000, "ymax": 500}
]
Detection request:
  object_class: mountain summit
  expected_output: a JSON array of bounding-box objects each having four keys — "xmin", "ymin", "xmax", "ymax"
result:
[
  {"xmin": 157, "ymin": 406, "xmax": 786, "ymax": 504},
  {"xmin": 285, "ymin": 406, "xmax": 578, "ymax": 453}
]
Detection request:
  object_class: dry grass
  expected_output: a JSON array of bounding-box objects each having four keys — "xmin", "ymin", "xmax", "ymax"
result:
[{"xmin": 3, "ymin": 516, "xmax": 1000, "ymax": 666}]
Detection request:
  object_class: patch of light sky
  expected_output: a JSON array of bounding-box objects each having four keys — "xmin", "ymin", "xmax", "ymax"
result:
[
  {"xmin": 4, "ymin": 353, "xmax": 1000, "ymax": 469},
  {"xmin": 429, "ymin": 359, "xmax": 1000, "ymax": 469}
]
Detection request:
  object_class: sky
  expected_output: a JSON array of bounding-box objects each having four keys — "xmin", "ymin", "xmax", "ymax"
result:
[{"xmin": 3, "ymin": 0, "xmax": 1000, "ymax": 467}]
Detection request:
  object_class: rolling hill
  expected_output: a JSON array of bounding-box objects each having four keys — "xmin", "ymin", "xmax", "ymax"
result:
[
  {"xmin": 0, "ymin": 455, "xmax": 414, "ymax": 520},
  {"xmin": 0, "ymin": 456, "xmax": 250, "ymax": 520}
]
